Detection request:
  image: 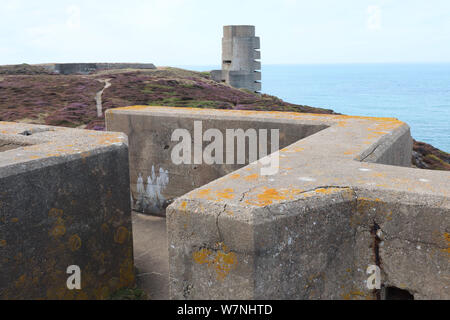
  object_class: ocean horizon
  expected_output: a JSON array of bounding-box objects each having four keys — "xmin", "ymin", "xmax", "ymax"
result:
[{"xmin": 180, "ymin": 63, "xmax": 450, "ymax": 152}]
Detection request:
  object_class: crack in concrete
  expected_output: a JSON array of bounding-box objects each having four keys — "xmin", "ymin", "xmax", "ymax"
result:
[
  {"xmin": 216, "ymin": 203, "xmax": 227, "ymax": 243},
  {"xmin": 382, "ymin": 231, "xmax": 447, "ymax": 250},
  {"xmin": 359, "ymin": 143, "xmax": 381, "ymax": 162}
]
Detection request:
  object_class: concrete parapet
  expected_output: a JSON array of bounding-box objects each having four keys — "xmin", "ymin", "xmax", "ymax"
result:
[
  {"xmin": 0, "ymin": 122, "xmax": 134, "ymax": 299},
  {"xmin": 106, "ymin": 106, "xmax": 449, "ymax": 300},
  {"xmin": 106, "ymin": 106, "xmax": 327, "ymax": 215}
]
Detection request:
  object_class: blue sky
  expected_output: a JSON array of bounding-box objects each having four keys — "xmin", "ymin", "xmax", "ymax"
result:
[{"xmin": 1, "ymin": 0, "xmax": 450, "ymax": 66}]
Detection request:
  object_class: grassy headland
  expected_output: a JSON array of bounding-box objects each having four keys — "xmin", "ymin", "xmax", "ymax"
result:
[{"xmin": 0, "ymin": 65, "xmax": 448, "ymax": 170}]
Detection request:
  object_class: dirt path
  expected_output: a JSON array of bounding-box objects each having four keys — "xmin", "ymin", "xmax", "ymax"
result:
[{"xmin": 95, "ymin": 78, "xmax": 111, "ymax": 117}]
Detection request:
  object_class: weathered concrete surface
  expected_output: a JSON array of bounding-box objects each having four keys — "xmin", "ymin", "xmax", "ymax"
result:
[
  {"xmin": 106, "ymin": 106, "xmax": 327, "ymax": 215},
  {"xmin": 0, "ymin": 122, "xmax": 134, "ymax": 300},
  {"xmin": 106, "ymin": 106, "xmax": 448, "ymax": 299},
  {"xmin": 132, "ymin": 212, "xmax": 169, "ymax": 300},
  {"xmin": 211, "ymin": 26, "xmax": 261, "ymax": 93}
]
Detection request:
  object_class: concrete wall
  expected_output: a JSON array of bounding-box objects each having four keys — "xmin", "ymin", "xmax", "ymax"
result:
[
  {"xmin": 38, "ymin": 63, "xmax": 156, "ymax": 75},
  {"xmin": 0, "ymin": 122, "xmax": 134, "ymax": 299},
  {"xmin": 107, "ymin": 106, "xmax": 449, "ymax": 300},
  {"xmin": 212, "ymin": 26, "xmax": 261, "ymax": 93},
  {"xmin": 106, "ymin": 106, "xmax": 327, "ymax": 215}
]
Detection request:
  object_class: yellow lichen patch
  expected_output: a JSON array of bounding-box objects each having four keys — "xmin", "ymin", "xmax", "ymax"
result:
[
  {"xmin": 114, "ymin": 226, "xmax": 129, "ymax": 244},
  {"xmin": 214, "ymin": 250, "xmax": 237, "ymax": 280},
  {"xmin": 246, "ymin": 188, "xmax": 284, "ymax": 206},
  {"xmin": 48, "ymin": 208, "xmax": 63, "ymax": 217},
  {"xmin": 68, "ymin": 234, "xmax": 82, "ymax": 252},
  {"xmin": 50, "ymin": 225, "xmax": 66, "ymax": 238},
  {"xmin": 193, "ymin": 248, "xmax": 212, "ymax": 264},
  {"xmin": 15, "ymin": 274, "xmax": 27, "ymax": 288},
  {"xmin": 230, "ymin": 174, "xmax": 241, "ymax": 179},
  {"xmin": 114, "ymin": 105, "xmax": 153, "ymax": 111},
  {"xmin": 244, "ymin": 174, "xmax": 259, "ymax": 181},
  {"xmin": 10, "ymin": 217, "xmax": 19, "ymax": 223},
  {"xmin": 314, "ymin": 187, "xmax": 342, "ymax": 195},
  {"xmin": 180, "ymin": 201, "xmax": 187, "ymax": 210},
  {"xmin": 442, "ymin": 233, "xmax": 450, "ymax": 254},
  {"xmin": 195, "ymin": 189, "xmax": 212, "ymax": 199},
  {"xmin": 280, "ymin": 147, "xmax": 304, "ymax": 153},
  {"xmin": 119, "ymin": 258, "xmax": 135, "ymax": 288},
  {"xmin": 49, "ymin": 216, "xmax": 66, "ymax": 238},
  {"xmin": 0, "ymin": 239, "xmax": 6, "ymax": 247},
  {"xmin": 245, "ymin": 187, "xmax": 304, "ymax": 207},
  {"xmin": 216, "ymin": 188, "xmax": 235, "ymax": 200},
  {"xmin": 96, "ymin": 135, "xmax": 124, "ymax": 146},
  {"xmin": 342, "ymin": 290, "xmax": 372, "ymax": 300},
  {"xmin": 358, "ymin": 197, "xmax": 381, "ymax": 202},
  {"xmin": 193, "ymin": 244, "xmax": 237, "ymax": 281},
  {"xmin": 226, "ymin": 210, "xmax": 234, "ymax": 216}
]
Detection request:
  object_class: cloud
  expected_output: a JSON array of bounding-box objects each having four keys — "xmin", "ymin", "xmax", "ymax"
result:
[
  {"xmin": 66, "ymin": 5, "xmax": 81, "ymax": 30},
  {"xmin": 367, "ymin": 5, "xmax": 382, "ymax": 31}
]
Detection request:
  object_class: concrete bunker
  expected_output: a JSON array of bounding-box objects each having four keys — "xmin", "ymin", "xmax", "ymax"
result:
[
  {"xmin": 107, "ymin": 106, "xmax": 449, "ymax": 300},
  {"xmin": 106, "ymin": 106, "xmax": 329, "ymax": 215},
  {"xmin": 0, "ymin": 121, "xmax": 134, "ymax": 299}
]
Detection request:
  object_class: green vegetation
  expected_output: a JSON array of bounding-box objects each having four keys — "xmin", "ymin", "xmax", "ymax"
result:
[{"xmin": 148, "ymin": 97, "xmax": 225, "ymax": 109}]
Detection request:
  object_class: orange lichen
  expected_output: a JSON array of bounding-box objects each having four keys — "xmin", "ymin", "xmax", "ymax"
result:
[
  {"xmin": 193, "ymin": 248, "xmax": 212, "ymax": 265},
  {"xmin": 245, "ymin": 187, "xmax": 304, "ymax": 207},
  {"xmin": 193, "ymin": 243, "xmax": 237, "ymax": 281},
  {"xmin": 68, "ymin": 234, "xmax": 82, "ymax": 252},
  {"xmin": 114, "ymin": 226, "xmax": 129, "ymax": 244},
  {"xmin": 244, "ymin": 174, "xmax": 259, "ymax": 181},
  {"xmin": 216, "ymin": 189, "xmax": 235, "ymax": 200},
  {"xmin": 48, "ymin": 208, "xmax": 63, "ymax": 217},
  {"xmin": 49, "ymin": 224, "xmax": 66, "ymax": 238},
  {"xmin": 442, "ymin": 233, "xmax": 450, "ymax": 254},
  {"xmin": 196, "ymin": 189, "xmax": 211, "ymax": 198},
  {"xmin": 342, "ymin": 290, "xmax": 372, "ymax": 300},
  {"xmin": 314, "ymin": 188, "xmax": 341, "ymax": 195}
]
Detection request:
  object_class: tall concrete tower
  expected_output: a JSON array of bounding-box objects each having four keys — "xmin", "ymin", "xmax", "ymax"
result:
[{"xmin": 211, "ymin": 25, "xmax": 261, "ymax": 93}]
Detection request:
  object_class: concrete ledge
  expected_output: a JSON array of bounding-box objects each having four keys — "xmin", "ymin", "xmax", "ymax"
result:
[
  {"xmin": 0, "ymin": 122, "xmax": 134, "ymax": 299},
  {"xmin": 106, "ymin": 106, "xmax": 449, "ymax": 299}
]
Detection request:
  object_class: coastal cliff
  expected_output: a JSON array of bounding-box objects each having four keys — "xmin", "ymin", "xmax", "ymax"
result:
[{"xmin": 0, "ymin": 64, "xmax": 448, "ymax": 171}]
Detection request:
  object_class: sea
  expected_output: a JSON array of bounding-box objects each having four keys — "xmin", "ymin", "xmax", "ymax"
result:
[{"xmin": 181, "ymin": 63, "xmax": 450, "ymax": 152}]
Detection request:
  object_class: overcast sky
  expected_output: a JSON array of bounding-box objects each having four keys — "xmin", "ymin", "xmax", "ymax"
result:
[{"xmin": 1, "ymin": 0, "xmax": 450, "ymax": 66}]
